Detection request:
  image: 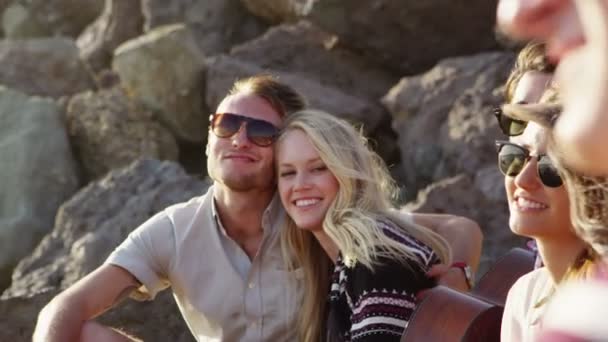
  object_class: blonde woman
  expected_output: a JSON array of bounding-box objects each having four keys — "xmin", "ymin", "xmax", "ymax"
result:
[
  {"xmin": 501, "ymin": 90, "xmax": 608, "ymax": 341},
  {"xmin": 495, "ymin": 43, "xmax": 594, "ymax": 341},
  {"xmin": 497, "ymin": 95, "xmax": 591, "ymax": 341},
  {"xmin": 275, "ymin": 110, "xmax": 451, "ymax": 342}
]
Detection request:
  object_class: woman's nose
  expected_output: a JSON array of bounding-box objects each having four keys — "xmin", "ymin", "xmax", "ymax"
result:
[
  {"xmin": 293, "ymin": 172, "xmax": 312, "ymax": 191},
  {"xmin": 514, "ymin": 157, "xmax": 542, "ymax": 190}
]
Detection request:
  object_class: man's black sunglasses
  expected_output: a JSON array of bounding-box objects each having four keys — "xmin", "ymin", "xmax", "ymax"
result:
[
  {"xmin": 493, "ymin": 107, "xmax": 528, "ymax": 137},
  {"xmin": 495, "ymin": 140, "xmax": 563, "ymax": 188},
  {"xmin": 210, "ymin": 113, "xmax": 279, "ymax": 147}
]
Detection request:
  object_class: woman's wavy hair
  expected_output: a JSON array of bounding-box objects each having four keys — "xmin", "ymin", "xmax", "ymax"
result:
[
  {"xmin": 504, "ymin": 42, "xmax": 556, "ymax": 103},
  {"xmin": 276, "ymin": 109, "xmax": 452, "ymax": 342}
]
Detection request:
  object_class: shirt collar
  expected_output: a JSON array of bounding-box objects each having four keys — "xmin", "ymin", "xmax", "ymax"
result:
[{"xmin": 211, "ymin": 188, "xmax": 284, "ymax": 236}]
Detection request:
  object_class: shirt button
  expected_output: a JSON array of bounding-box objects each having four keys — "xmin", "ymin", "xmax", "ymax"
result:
[{"xmin": 248, "ymin": 282, "xmax": 255, "ymax": 289}]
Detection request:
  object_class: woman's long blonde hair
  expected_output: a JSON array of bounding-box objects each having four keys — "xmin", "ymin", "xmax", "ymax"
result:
[{"xmin": 277, "ymin": 110, "xmax": 452, "ymax": 342}]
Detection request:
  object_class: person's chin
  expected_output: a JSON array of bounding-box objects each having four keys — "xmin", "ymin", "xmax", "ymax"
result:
[
  {"xmin": 510, "ymin": 222, "xmax": 546, "ymax": 238},
  {"xmin": 294, "ymin": 219, "xmax": 323, "ymax": 231}
]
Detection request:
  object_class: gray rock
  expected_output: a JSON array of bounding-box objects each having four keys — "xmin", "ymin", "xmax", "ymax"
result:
[
  {"xmin": 142, "ymin": 0, "xmax": 267, "ymax": 55},
  {"xmin": 2, "ymin": 0, "xmax": 104, "ymax": 38},
  {"xmin": 383, "ymin": 52, "xmax": 515, "ymax": 198},
  {"xmin": 0, "ymin": 288, "xmax": 194, "ymax": 342},
  {"xmin": 66, "ymin": 87, "xmax": 179, "ymax": 180},
  {"xmin": 240, "ymin": 0, "xmax": 315, "ymax": 23},
  {"xmin": 113, "ymin": 24, "xmax": 206, "ymax": 143},
  {"xmin": 230, "ymin": 21, "xmax": 397, "ymax": 101},
  {"xmin": 308, "ymin": 0, "xmax": 499, "ymax": 74},
  {"xmin": 404, "ymin": 174, "xmax": 524, "ymax": 277},
  {"xmin": 3, "ymin": 159, "xmax": 209, "ymax": 298},
  {"xmin": 0, "ymin": 290, "xmax": 56, "ymax": 342},
  {"xmin": 0, "ymin": 38, "xmax": 94, "ymax": 98},
  {"xmin": 0, "ymin": 86, "xmax": 79, "ymax": 292},
  {"xmin": 77, "ymin": 0, "xmax": 144, "ymax": 73}
]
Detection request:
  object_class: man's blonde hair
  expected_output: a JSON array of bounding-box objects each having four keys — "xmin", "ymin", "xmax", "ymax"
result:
[{"xmin": 228, "ymin": 75, "xmax": 306, "ymax": 117}]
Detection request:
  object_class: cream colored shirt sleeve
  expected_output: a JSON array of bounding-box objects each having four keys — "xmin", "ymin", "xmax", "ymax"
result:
[{"xmin": 105, "ymin": 210, "xmax": 175, "ymax": 300}]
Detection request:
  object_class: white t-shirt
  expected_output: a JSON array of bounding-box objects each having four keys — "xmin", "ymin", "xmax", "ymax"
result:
[{"xmin": 501, "ymin": 267, "xmax": 554, "ymax": 342}]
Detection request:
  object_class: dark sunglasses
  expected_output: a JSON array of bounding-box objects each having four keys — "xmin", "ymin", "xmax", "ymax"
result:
[
  {"xmin": 210, "ymin": 113, "xmax": 279, "ymax": 147},
  {"xmin": 495, "ymin": 140, "xmax": 563, "ymax": 188},
  {"xmin": 493, "ymin": 107, "xmax": 528, "ymax": 137}
]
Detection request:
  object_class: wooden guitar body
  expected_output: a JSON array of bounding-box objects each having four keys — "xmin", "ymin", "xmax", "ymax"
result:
[
  {"xmin": 402, "ymin": 247, "xmax": 536, "ymax": 341},
  {"xmin": 402, "ymin": 285, "xmax": 503, "ymax": 342},
  {"xmin": 472, "ymin": 247, "xmax": 536, "ymax": 306}
]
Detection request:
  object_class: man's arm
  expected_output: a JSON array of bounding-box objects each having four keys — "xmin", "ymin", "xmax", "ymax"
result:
[
  {"xmin": 33, "ymin": 264, "xmax": 141, "ymax": 342},
  {"xmin": 410, "ymin": 213, "xmax": 483, "ymax": 292}
]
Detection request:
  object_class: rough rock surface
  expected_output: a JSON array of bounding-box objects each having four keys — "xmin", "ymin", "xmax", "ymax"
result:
[
  {"xmin": 0, "ymin": 38, "xmax": 94, "ymax": 98},
  {"xmin": 230, "ymin": 21, "xmax": 397, "ymax": 101},
  {"xmin": 66, "ymin": 87, "xmax": 179, "ymax": 180},
  {"xmin": 0, "ymin": 86, "xmax": 79, "ymax": 291},
  {"xmin": 0, "ymin": 289, "xmax": 195, "ymax": 342},
  {"xmin": 383, "ymin": 52, "xmax": 515, "ymax": 198},
  {"xmin": 77, "ymin": 0, "xmax": 144, "ymax": 73},
  {"xmin": 113, "ymin": 24, "xmax": 206, "ymax": 143},
  {"xmin": 240, "ymin": 0, "xmax": 315, "ymax": 23},
  {"xmin": 142, "ymin": 0, "xmax": 267, "ymax": 55},
  {"xmin": 308, "ymin": 0, "xmax": 499, "ymax": 74},
  {"xmin": 2, "ymin": 0, "xmax": 104, "ymax": 38},
  {"xmin": 4, "ymin": 159, "xmax": 209, "ymax": 298}
]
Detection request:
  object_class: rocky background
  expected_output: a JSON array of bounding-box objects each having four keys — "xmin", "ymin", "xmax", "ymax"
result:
[{"xmin": 0, "ymin": 0, "xmax": 524, "ymax": 340}]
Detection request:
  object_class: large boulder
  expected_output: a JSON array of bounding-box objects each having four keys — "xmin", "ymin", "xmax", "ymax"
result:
[
  {"xmin": 405, "ymin": 173, "xmax": 525, "ymax": 277},
  {"xmin": 142, "ymin": 0, "xmax": 267, "ymax": 55},
  {"xmin": 3, "ymin": 159, "xmax": 209, "ymax": 298},
  {"xmin": 2, "ymin": 160, "xmax": 206, "ymax": 341},
  {"xmin": 66, "ymin": 87, "xmax": 179, "ymax": 180},
  {"xmin": 77, "ymin": 0, "xmax": 144, "ymax": 73},
  {"xmin": 113, "ymin": 24, "xmax": 206, "ymax": 143},
  {"xmin": 0, "ymin": 38, "xmax": 94, "ymax": 98},
  {"xmin": 0, "ymin": 290, "xmax": 56, "ymax": 342},
  {"xmin": 240, "ymin": 0, "xmax": 314, "ymax": 23},
  {"xmin": 0, "ymin": 86, "xmax": 79, "ymax": 292},
  {"xmin": 383, "ymin": 52, "xmax": 515, "ymax": 198},
  {"xmin": 229, "ymin": 21, "xmax": 397, "ymax": 101},
  {"xmin": 2, "ymin": 0, "xmax": 103, "ymax": 38},
  {"xmin": 308, "ymin": 0, "xmax": 499, "ymax": 74},
  {"xmin": 0, "ymin": 288, "xmax": 194, "ymax": 342}
]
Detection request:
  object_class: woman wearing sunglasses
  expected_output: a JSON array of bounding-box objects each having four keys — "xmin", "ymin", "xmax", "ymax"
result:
[
  {"xmin": 492, "ymin": 42, "xmax": 591, "ymax": 341},
  {"xmin": 499, "ymin": 88, "xmax": 608, "ymax": 341},
  {"xmin": 497, "ymin": 87, "xmax": 593, "ymax": 341},
  {"xmin": 275, "ymin": 110, "xmax": 451, "ymax": 342}
]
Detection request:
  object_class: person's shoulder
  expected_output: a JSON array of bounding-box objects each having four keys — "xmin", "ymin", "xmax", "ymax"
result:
[
  {"xmin": 377, "ymin": 218, "xmax": 436, "ymax": 261},
  {"xmin": 514, "ymin": 267, "xmax": 549, "ymax": 286},
  {"xmin": 163, "ymin": 192, "xmax": 210, "ymax": 215},
  {"xmin": 509, "ymin": 267, "xmax": 550, "ymax": 299}
]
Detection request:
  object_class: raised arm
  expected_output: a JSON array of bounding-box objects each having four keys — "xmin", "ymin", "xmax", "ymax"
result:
[
  {"xmin": 33, "ymin": 264, "xmax": 141, "ymax": 342},
  {"xmin": 410, "ymin": 213, "xmax": 483, "ymax": 292}
]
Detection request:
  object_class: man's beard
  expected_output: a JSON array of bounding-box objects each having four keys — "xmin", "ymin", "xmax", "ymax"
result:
[{"xmin": 210, "ymin": 166, "xmax": 275, "ymax": 192}]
